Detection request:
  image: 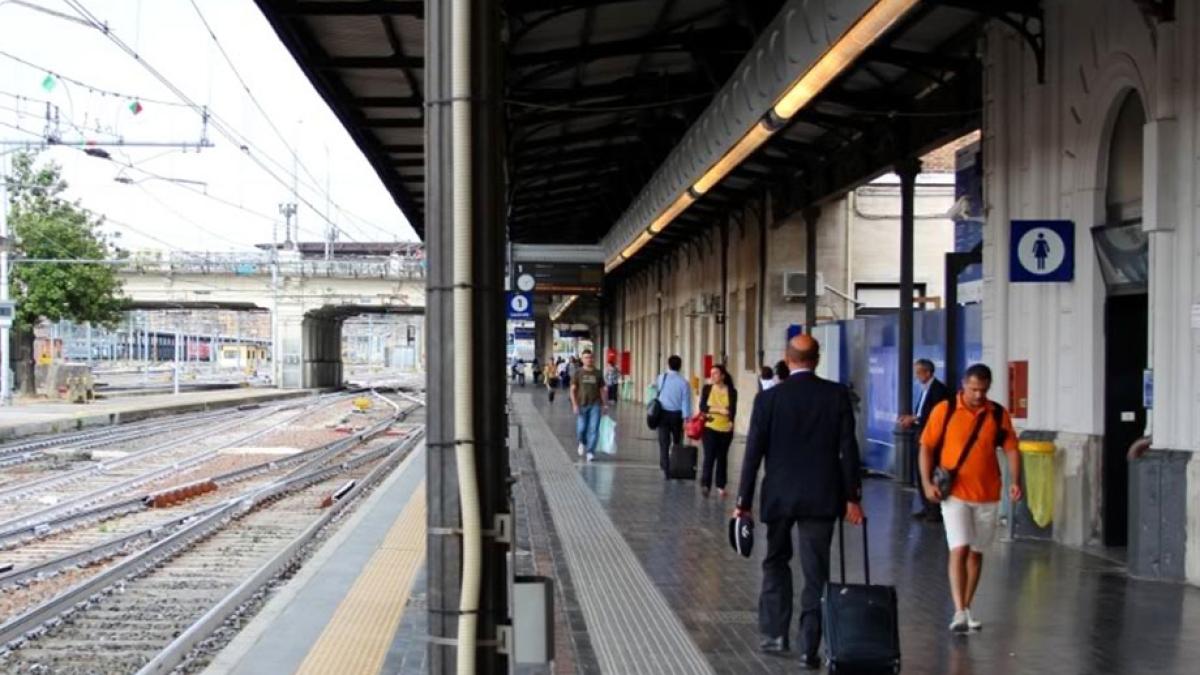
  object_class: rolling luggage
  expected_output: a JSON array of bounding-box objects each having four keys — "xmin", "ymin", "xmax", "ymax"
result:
[
  {"xmin": 667, "ymin": 443, "xmax": 697, "ymax": 480},
  {"xmin": 822, "ymin": 518, "xmax": 901, "ymax": 674}
]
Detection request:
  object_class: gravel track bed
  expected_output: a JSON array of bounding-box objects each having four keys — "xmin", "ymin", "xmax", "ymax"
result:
[
  {"xmin": 0, "ymin": 400, "xmax": 343, "ymax": 527},
  {"xmin": 0, "ymin": 414, "xmax": 409, "ymax": 623},
  {"xmin": 0, "ymin": 455, "xmax": 392, "ymax": 675}
]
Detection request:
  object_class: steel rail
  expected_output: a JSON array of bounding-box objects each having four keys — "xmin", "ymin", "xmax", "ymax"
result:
[
  {"xmin": 136, "ymin": 430, "xmax": 425, "ymax": 675},
  {"xmin": 0, "ymin": 428, "xmax": 425, "ymax": 655},
  {"xmin": 0, "ymin": 394, "xmax": 354, "ymax": 533}
]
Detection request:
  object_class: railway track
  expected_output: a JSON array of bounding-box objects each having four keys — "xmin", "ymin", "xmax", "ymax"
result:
[
  {"xmin": 0, "ymin": 394, "xmax": 368, "ymax": 534},
  {"xmin": 0, "ymin": 407, "xmax": 252, "ymax": 472},
  {"xmin": 0, "ymin": 417, "xmax": 425, "ymax": 674},
  {"xmin": 0, "ymin": 398, "xmax": 416, "ymax": 608},
  {"xmin": 0, "ymin": 395, "xmax": 408, "ymax": 553}
]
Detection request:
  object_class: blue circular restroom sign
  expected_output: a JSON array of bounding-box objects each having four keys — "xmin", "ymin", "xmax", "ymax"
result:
[
  {"xmin": 507, "ymin": 291, "xmax": 533, "ymax": 319},
  {"xmin": 1010, "ymin": 220, "xmax": 1074, "ymax": 282}
]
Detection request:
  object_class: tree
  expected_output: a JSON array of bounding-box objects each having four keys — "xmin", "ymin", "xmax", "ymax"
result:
[{"xmin": 4, "ymin": 151, "xmax": 126, "ymax": 394}]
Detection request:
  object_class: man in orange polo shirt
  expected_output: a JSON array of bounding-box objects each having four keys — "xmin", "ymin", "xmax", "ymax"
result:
[{"xmin": 919, "ymin": 363, "xmax": 1021, "ymax": 634}]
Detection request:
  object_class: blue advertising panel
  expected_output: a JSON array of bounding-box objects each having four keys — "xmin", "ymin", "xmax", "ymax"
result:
[
  {"xmin": 954, "ymin": 142, "xmax": 984, "ymax": 284},
  {"xmin": 864, "ymin": 315, "xmax": 898, "ymax": 473}
]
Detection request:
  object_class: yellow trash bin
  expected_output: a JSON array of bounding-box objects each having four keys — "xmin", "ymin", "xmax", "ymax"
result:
[{"xmin": 1019, "ymin": 440, "xmax": 1055, "ymax": 528}]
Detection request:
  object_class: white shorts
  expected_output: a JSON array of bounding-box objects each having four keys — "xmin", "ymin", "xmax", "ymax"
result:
[{"xmin": 941, "ymin": 497, "xmax": 999, "ymax": 552}]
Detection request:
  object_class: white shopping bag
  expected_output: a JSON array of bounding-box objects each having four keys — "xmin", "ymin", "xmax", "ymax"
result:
[{"xmin": 597, "ymin": 415, "xmax": 617, "ymax": 455}]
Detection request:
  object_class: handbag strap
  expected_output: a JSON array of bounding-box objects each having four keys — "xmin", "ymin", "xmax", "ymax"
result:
[{"xmin": 950, "ymin": 404, "xmax": 991, "ymax": 474}]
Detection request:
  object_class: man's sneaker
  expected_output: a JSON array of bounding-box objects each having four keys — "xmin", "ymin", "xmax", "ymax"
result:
[
  {"xmin": 586, "ymin": 453, "xmax": 596, "ymax": 463},
  {"xmin": 577, "ymin": 443, "xmax": 586, "ymax": 456},
  {"xmin": 949, "ymin": 610, "xmax": 969, "ymax": 633},
  {"xmin": 965, "ymin": 609, "xmax": 982, "ymax": 631}
]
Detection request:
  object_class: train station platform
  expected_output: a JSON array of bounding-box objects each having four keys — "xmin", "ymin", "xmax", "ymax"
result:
[
  {"xmin": 0, "ymin": 387, "xmax": 314, "ymax": 442},
  {"xmin": 204, "ymin": 444, "xmax": 428, "ymax": 675},
  {"xmin": 191, "ymin": 387, "xmax": 1200, "ymax": 674},
  {"xmin": 511, "ymin": 389, "xmax": 1200, "ymax": 674}
]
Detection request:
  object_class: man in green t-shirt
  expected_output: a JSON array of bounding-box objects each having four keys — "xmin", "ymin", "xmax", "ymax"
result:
[{"xmin": 570, "ymin": 349, "xmax": 607, "ymax": 462}]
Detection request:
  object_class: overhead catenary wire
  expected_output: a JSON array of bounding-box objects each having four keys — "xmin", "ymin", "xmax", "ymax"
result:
[
  {"xmin": 131, "ymin": 182, "xmax": 258, "ymax": 251},
  {"xmin": 0, "ymin": 49, "xmax": 191, "ymax": 109},
  {"xmin": 61, "ymin": 0, "xmax": 361, "ymax": 244},
  {"xmin": 185, "ymin": 0, "xmax": 385, "ymax": 244}
]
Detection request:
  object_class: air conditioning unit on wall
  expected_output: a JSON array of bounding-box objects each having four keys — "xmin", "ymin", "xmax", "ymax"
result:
[{"xmin": 782, "ymin": 271, "xmax": 825, "ymax": 300}]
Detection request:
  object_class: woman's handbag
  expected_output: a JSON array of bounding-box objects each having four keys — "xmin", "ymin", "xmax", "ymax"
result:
[{"xmin": 685, "ymin": 413, "xmax": 706, "ymax": 441}]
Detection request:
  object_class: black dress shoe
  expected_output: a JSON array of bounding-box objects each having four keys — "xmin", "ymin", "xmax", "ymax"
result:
[
  {"xmin": 801, "ymin": 654, "xmax": 822, "ymax": 670},
  {"xmin": 759, "ymin": 636, "xmax": 788, "ymax": 653}
]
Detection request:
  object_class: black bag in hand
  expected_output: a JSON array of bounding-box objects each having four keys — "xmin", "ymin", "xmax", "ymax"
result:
[{"xmin": 646, "ymin": 374, "xmax": 665, "ymax": 430}]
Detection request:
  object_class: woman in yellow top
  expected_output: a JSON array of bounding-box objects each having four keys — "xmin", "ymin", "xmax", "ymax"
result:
[{"xmin": 698, "ymin": 364, "xmax": 738, "ymax": 498}]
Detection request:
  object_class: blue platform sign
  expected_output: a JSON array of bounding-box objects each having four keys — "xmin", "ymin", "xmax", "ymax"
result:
[
  {"xmin": 1011, "ymin": 220, "xmax": 1074, "ymax": 282},
  {"xmin": 507, "ymin": 292, "xmax": 532, "ymax": 320}
]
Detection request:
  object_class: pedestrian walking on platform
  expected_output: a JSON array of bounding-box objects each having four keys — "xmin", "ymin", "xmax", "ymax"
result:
[
  {"xmin": 699, "ymin": 364, "xmax": 737, "ymax": 498},
  {"xmin": 604, "ymin": 356, "xmax": 621, "ymax": 404},
  {"xmin": 759, "ymin": 365, "xmax": 777, "ymax": 392},
  {"xmin": 735, "ymin": 335, "xmax": 863, "ymax": 670},
  {"xmin": 899, "ymin": 358, "xmax": 949, "ymax": 521},
  {"xmin": 570, "ymin": 349, "xmax": 606, "ymax": 462},
  {"xmin": 773, "ymin": 359, "xmax": 789, "ymax": 385},
  {"xmin": 544, "ymin": 360, "xmax": 559, "ymax": 403},
  {"xmin": 558, "ymin": 358, "xmax": 570, "ymax": 391},
  {"xmin": 918, "ymin": 363, "xmax": 1021, "ymax": 634},
  {"xmin": 653, "ymin": 355, "xmax": 693, "ymax": 479}
]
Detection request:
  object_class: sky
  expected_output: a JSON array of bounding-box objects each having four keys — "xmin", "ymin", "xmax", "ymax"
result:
[{"xmin": 0, "ymin": 0, "xmax": 417, "ymax": 254}]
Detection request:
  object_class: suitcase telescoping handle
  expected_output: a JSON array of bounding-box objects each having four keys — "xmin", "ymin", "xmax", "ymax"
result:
[{"xmin": 837, "ymin": 516, "xmax": 869, "ymax": 585}]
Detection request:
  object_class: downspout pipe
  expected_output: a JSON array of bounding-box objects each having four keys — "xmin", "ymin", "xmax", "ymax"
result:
[
  {"xmin": 757, "ymin": 193, "xmax": 767, "ymax": 369},
  {"xmin": 451, "ymin": 0, "xmax": 481, "ymax": 671},
  {"xmin": 720, "ymin": 219, "xmax": 729, "ymax": 364}
]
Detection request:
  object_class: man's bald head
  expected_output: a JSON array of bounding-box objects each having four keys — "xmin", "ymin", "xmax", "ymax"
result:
[{"xmin": 786, "ymin": 334, "xmax": 820, "ymax": 370}]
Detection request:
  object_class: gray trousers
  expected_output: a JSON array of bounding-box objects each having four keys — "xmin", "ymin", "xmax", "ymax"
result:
[{"xmin": 759, "ymin": 517, "xmax": 836, "ymax": 658}]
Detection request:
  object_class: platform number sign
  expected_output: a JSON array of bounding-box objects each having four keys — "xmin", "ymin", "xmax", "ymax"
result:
[
  {"xmin": 1011, "ymin": 220, "xmax": 1074, "ymax": 282},
  {"xmin": 0, "ymin": 301, "xmax": 13, "ymax": 329},
  {"xmin": 507, "ymin": 292, "xmax": 532, "ymax": 319}
]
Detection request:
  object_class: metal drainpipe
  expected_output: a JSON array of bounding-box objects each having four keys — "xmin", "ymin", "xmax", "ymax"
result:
[
  {"xmin": 720, "ymin": 218, "xmax": 729, "ymax": 365},
  {"xmin": 656, "ymin": 263, "xmax": 663, "ymax": 369},
  {"xmin": 757, "ymin": 193, "xmax": 767, "ymax": 369},
  {"xmin": 803, "ymin": 207, "xmax": 820, "ymax": 330}
]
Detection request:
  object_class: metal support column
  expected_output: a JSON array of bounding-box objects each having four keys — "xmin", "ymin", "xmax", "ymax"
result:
[
  {"xmin": 894, "ymin": 157, "xmax": 921, "ymax": 481},
  {"xmin": 803, "ymin": 206, "xmax": 820, "ymax": 329},
  {"xmin": 427, "ymin": 0, "xmax": 509, "ymax": 672}
]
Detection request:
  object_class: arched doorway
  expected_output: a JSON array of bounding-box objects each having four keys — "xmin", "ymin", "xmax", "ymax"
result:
[{"xmin": 1093, "ymin": 91, "xmax": 1150, "ymax": 547}]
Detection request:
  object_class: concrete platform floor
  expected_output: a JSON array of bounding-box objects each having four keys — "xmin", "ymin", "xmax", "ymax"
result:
[{"xmin": 520, "ymin": 387, "xmax": 1200, "ymax": 674}]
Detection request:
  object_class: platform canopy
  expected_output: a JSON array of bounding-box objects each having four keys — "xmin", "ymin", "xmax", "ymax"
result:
[{"xmin": 256, "ymin": 0, "xmax": 1044, "ymax": 272}]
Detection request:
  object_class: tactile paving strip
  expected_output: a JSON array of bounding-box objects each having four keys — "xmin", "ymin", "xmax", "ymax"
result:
[
  {"xmin": 296, "ymin": 483, "xmax": 427, "ymax": 675},
  {"xmin": 515, "ymin": 395, "xmax": 715, "ymax": 675}
]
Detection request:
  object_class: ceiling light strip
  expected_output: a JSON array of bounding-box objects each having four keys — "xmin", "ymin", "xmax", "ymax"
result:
[{"xmin": 605, "ymin": 0, "xmax": 919, "ymax": 274}]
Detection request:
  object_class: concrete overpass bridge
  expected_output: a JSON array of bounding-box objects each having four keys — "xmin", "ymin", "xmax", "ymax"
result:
[{"xmin": 113, "ymin": 253, "xmax": 425, "ymax": 388}]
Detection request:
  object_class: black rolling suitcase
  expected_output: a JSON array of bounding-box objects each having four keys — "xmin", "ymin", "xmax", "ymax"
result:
[
  {"xmin": 822, "ymin": 518, "xmax": 901, "ymax": 674},
  {"xmin": 667, "ymin": 443, "xmax": 697, "ymax": 480}
]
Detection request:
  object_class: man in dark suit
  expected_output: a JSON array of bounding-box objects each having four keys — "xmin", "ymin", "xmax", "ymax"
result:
[
  {"xmin": 735, "ymin": 334, "xmax": 864, "ymax": 670},
  {"xmin": 899, "ymin": 358, "xmax": 949, "ymax": 521}
]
